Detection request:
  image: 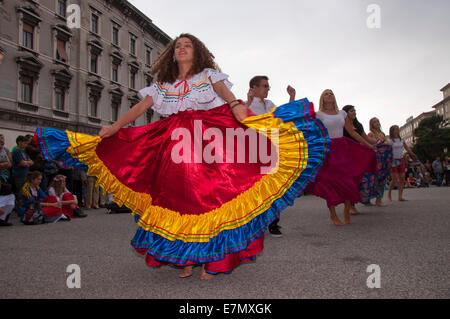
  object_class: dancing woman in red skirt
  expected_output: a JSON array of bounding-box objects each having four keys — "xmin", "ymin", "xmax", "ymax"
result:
[{"xmin": 34, "ymin": 34, "xmax": 330, "ymax": 279}]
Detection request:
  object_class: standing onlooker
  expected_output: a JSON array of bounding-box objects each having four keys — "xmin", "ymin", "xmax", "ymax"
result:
[
  {"xmin": 42, "ymin": 160, "xmax": 62, "ymax": 191},
  {"xmin": 12, "ymin": 136, "xmax": 33, "ymax": 196},
  {"xmin": 445, "ymin": 156, "xmax": 450, "ymax": 186},
  {"xmin": 0, "ymin": 133, "xmax": 14, "ymax": 226},
  {"xmin": 26, "ymin": 136, "xmax": 45, "ymax": 180},
  {"xmin": 432, "ymin": 156, "xmax": 444, "ymax": 187},
  {"xmin": 0, "ymin": 133, "xmax": 12, "ymax": 183},
  {"xmin": 72, "ymin": 167, "xmax": 87, "ymax": 208},
  {"xmin": 424, "ymin": 159, "xmax": 433, "ymax": 177},
  {"xmin": 85, "ymin": 175, "xmax": 99, "ymax": 209}
]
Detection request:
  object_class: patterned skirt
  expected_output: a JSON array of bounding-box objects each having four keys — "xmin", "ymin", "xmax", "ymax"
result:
[{"xmin": 359, "ymin": 144, "xmax": 393, "ymax": 204}]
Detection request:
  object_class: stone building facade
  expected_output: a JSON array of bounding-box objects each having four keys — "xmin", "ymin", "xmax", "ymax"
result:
[
  {"xmin": 432, "ymin": 82, "xmax": 450, "ymax": 127},
  {"xmin": 400, "ymin": 111, "xmax": 436, "ymax": 148},
  {"xmin": 0, "ymin": 0, "xmax": 171, "ymax": 148}
]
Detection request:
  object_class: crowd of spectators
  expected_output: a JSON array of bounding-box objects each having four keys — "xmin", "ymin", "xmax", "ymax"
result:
[
  {"xmin": 399, "ymin": 154, "xmax": 450, "ymax": 189},
  {"xmin": 0, "ymin": 132, "xmax": 110, "ymax": 226},
  {"xmin": 2, "ymin": 131, "xmax": 449, "ymax": 226}
]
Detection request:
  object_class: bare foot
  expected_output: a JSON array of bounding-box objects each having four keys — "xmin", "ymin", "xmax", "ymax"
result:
[
  {"xmin": 200, "ymin": 265, "xmax": 214, "ymax": 280},
  {"xmin": 388, "ymin": 192, "xmax": 392, "ymax": 201},
  {"xmin": 344, "ymin": 217, "xmax": 352, "ymax": 224},
  {"xmin": 376, "ymin": 200, "xmax": 388, "ymax": 207},
  {"xmin": 399, "ymin": 198, "xmax": 408, "ymax": 202},
  {"xmin": 179, "ymin": 266, "xmax": 193, "ymax": 278},
  {"xmin": 349, "ymin": 207, "xmax": 360, "ymax": 215},
  {"xmin": 200, "ymin": 272, "xmax": 214, "ymax": 280},
  {"xmin": 330, "ymin": 215, "xmax": 345, "ymax": 226}
]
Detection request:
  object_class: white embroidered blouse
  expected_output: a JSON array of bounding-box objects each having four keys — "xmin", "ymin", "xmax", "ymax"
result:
[{"xmin": 138, "ymin": 68, "xmax": 232, "ymax": 117}]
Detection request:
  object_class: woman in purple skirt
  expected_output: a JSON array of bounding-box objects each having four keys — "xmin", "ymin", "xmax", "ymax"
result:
[{"xmin": 305, "ymin": 90, "xmax": 377, "ymax": 225}]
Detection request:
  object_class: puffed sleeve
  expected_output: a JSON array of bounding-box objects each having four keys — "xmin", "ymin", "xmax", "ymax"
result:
[
  {"xmin": 206, "ymin": 68, "xmax": 233, "ymax": 89},
  {"xmin": 138, "ymin": 82, "xmax": 158, "ymax": 100},
  {"xmin": 138, "ymin": 82, "xmax": 165, "ymax": 109}
]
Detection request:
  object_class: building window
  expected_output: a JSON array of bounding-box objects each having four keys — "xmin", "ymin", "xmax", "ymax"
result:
[
  {"xmin": 112, "ymin": 26, "xmax": 119, "ymax": 46},
  {"xmin": 22, "ymin": 23, "xmax": 34, "ymax": 49},
  {"xmin": 56, "ymin": 39, "xmax": 68, "ymax": 62},
  {"xmin": 112, "ymin": 63, "xmax": 118, "ymax": 82},
  {"xmin": 20, "ymin": 75, "xmax": 33, "ymax": 103},
  {"xmin": 89, "ymin": 96, "xmax": 98, "ymax": 117},
  {"xmin": 130, "ymin": 35, "xmax": 136, "ymax": 56},
  {"xmin": 87, "ymin": 79, "xmax": 104, "ymax": 121},
  {"xmin": 90, "ymin": 53, "xmax": 98, "ymax": 73},
  {"xmin": 130, "ymin": 68, "xmax": 137, "ymax": 89},
  {"xmin": 145, "ymin": 74, "xmax": 152, "ymax": 87},
  {"xmin": 55, "ymin": 85, "xmax": 65, "ymax": 110},
  {"xmin": 111, "ymin": 102, "xmax": 120, "ymax": 122},
  {"xmin": 57, "ymin": 0, "xmax": 67, "ymax": 17},
  {"xmin": 130, "ymin": 71, "xmax": 136, "ymax": 89},
  {"xmin": 91, "ymin": 13, "xmax": 99, "ymax": 34},
  {"xmin": 145, "ymin": 46, "xmax": 152, "ymax": 65},
  {"xmin": 88, "ymin": 40, "xmax": 103, "ymax": 76}
]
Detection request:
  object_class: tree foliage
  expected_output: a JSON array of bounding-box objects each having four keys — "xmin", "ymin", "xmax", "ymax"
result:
[{"xmin": 413, "ymin": 115, "xmax": 450, "ymax": 161}]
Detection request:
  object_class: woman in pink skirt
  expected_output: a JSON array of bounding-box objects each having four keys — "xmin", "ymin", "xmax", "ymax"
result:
[{"xmin": 305, "ymin": 89, "xmax": 377, "ymax": 225}]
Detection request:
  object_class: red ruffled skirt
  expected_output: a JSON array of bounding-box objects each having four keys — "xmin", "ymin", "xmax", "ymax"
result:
[
  {"xmin": 41, "ymin": 193, "xmax": 77, "ymax": 218},
  {"xmin": 34, "ymin": 100, "xmax": 330, "ymax": 274}
]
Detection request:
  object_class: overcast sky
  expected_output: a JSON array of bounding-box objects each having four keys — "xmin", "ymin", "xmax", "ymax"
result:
[{"xmin": 129, "ymin": 0, "xmax": 450, "ymax": 132}]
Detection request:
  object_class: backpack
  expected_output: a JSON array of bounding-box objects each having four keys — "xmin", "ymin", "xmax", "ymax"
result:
[
  {"xmin": 106, "ymin": 202, "xmax": 132, "ymax": 214},
  {"xmin": 0, "ymin": 173, "xmax": 13, "ymax": 195}
]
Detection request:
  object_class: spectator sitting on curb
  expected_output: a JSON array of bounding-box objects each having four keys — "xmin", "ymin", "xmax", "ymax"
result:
[
  {"xmin": 47, "ymin": 174, "xmax": 87, "ymax": 218},
  {"xmin": 20, "ymin": 171, "xmax": 69, "ymax": 224}
]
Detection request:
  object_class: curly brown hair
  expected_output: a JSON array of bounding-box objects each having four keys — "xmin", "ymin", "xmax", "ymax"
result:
[{"xmin": 150, "ymin": 33, "xmax": 220, "ymax": 84}]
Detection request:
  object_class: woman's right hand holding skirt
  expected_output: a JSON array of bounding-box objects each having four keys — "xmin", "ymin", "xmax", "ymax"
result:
[{"xmin": 99, "ymin": 125, "xmax": 120, "ymax": 139}]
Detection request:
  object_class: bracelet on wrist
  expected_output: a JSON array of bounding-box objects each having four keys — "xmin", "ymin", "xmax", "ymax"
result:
[
  {"xmin": 230, "ymin": 102, "xmax": 241, "ymax": 110},
  {"xmin": 229, "ymin": 100, "xmax": 241, "ymax": 109}
]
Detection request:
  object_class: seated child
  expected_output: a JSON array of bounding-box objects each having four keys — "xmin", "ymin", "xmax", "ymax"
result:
[
  {"xmin": 20, "ymin": 171, "xmax": 68, "ymax": 224},
  {"xmin": 47, "ymin": 174, "xmax": 87, "ymax": 218}
]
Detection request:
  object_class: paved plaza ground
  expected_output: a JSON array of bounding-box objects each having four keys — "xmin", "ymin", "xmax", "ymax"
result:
[{"xmin": 1, "ymin": 186, "xmax": 448, "ymax": 299}]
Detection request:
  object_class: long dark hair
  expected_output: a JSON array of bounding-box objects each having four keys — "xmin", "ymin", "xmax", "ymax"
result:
[{"xmin": 342, "ymin": 105, "xmax": 364, "ymax": 133}]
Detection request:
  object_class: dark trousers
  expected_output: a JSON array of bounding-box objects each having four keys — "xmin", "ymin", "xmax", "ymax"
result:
[{"xmin": 269, "ymin": 218, "xmax": 279, "ymax": 230}]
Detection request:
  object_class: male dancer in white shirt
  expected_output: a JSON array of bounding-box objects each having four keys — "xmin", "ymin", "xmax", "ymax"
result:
[
  {"xmin": 246, "ymin": 75, "xmax": 296, "ymax": 237},
  {"xmin": 247, "ymin": 75, "xmax": 296, "ymax": 115}
]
